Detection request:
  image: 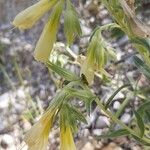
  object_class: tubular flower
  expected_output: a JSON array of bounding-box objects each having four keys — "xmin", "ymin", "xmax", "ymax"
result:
[
  {"xmin": 64, "ymin": 0, "xmax": 82, "ymax": 45},
  {"xmin": 80, "ymin": 59, "xmax": 95, "ymax": 85},
  {"xmin": 80, "ymin": 28, "xmax": 116, "ymax": 84},
  {"xmin": 60, "ymin": 104, "xmax": 77, "ymax": 150},
  {"xmin": 60, "ymin": 124, "xmax": 76, "ymax": 150},
  {"xmin": 34, "ymin": 0, "xmax": 64, "ymax": 62},
  {"xmin": 12, "ymin": 0, "xmax": 57, "ymax": 29},
  {"xmin": 24, "ymin": 108, "xmax": 57, "ymax": 150},
  {"xmin": 80, "ymin": 30, "xmax": 106, "ymax": 84}
]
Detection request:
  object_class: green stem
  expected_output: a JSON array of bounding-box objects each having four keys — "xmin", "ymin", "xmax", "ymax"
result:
[
  {"xmin": 115, "ymin": 97, "xmax": 130, "ymax": 118},
  {"xmin": 0, "ymin": 63, "xmax": 16, "ymax": 91},
  {"xmin": 13, "ymin": 57, "xmax": 24, "ymax": 86},
  {"xmin": 105, "ymin": 84, "xmax": 131, "ymax": 109},
  {"xmin": 95, "ymin": 97, "xmax": 150, "ymax": 144},
  {"xmin": 95, "ymin": 98, "xmax": 134, "ymax": 133}
]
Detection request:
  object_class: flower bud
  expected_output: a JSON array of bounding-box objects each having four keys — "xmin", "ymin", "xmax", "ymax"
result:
[
  {"xmin": 13, "ymin": 0, "xmax": 57, "ymax": 29},
  {"xmin": 34, "ymin": 0, "xmax": 64, "ymax": 62}
]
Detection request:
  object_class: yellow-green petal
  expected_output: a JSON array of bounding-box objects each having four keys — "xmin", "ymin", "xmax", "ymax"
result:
[
  {"xmin": 60, "ymin": 126, "xmax": 76, "ymax": 150},
  {"xmin": 80, "ymin": 59, "xmax": 94, "ymax": 84},
  {"xmin": 24, "ymin": 108, "xmax": 56, "ymax": 150},
  {"xmin": 34, "ymin": 0, "xmax": 64, "ymax": 62},
  {"xmin": 13, "ymin": 0, "xmax": 57, "ymax": 29}
]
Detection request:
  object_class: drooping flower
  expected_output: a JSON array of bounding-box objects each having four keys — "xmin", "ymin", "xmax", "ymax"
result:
[
  {"xmin": 24, "ymin": 89, "xmax": 67, "ymax": 150},
  {"xmin": 60, "ymin": 125, "xmax": 76, "ymax": 150},
  {"xmin": 34, "ymin": 0, "xmax": 65, "ymax": 62},
  {"xmin": 80, "ymin": 28, "xmax": 116, "ymax": 84},
  {"xmin": 80, "ymin": 29, "xmax": 105, "ymax": 84},
  {"xmin": 64, "ymin": 0, "xmax": 82, "ymax": 45},
  {"xmin": 80, "ymin": 59, "xmax": 95, "ymax": 85},
  {"xmin": 60, "ymin": 104, "xmax": 76, "ymax": 150},
  {"xmin": 24, "ymin": 108, "xmax": 57, "ymax": 150},
  {"xmin": 12, "ymin": 0, "xmax": 57, "ymax": 29},
  {"xmin": 119, "ymin": 0, "xmax": 150, "ymax": 38}
]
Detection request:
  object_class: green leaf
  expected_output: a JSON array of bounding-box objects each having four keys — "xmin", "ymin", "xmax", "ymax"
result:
[
  {"xmin": 134, "ymin": 111, "xmax": 145, "ymax": 137},
  {"xmin": 133, "ymin": 56, "xmax": 150, "ymax": 80},
  {"xmin": 66, "ymin": 88, "xmax": 94, "ymax": 114},
  {"xmin": 137, "ymin": 101, "xmax": 150, "ymax": 115},
  {"xmin": 145, "ymin": 110, "xmax": 150, "ymax": 122},
  {"xmin": 47, "ymin": 61, "xmax": 80, "ymax": 81},
  {"xmin": 105, "ymin": 84, "xmax": 131, "ymax": 109},
  {"xmin": 64, "ymin": 0, "xmax": 82, "ymax": 45},
  {"xmin": 60, "ymin": 103, "xmax": 87, "ymax": 133},
  {"xmin": 69, "ymin": 106, "xmax": 87, "ymax": 124},
  {"xmin": 132, "ymin": 135, "xmax": 150, "ymax": 146},
  {"xmin": 111, "ymin": 28, "xmax": 125, "ymax": 39},
  {"xmin": 130, "ymin": 38, "xmax": 150, "ymax": 53},
  {"xmin": 98, "ymin": 129, "xmax": 130, "ymax": 138},
  {"xmin": 137, "ymin": 101, "xmax": 150, "ymax": 123}
]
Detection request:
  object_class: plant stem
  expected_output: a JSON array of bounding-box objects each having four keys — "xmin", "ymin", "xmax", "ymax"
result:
[
  {"xmin": 13, "ymin": 57, "xmax": 24, "ymax": 86},
  {"xmin": 95, "ymin": 97, "xmax": 136, "ymax": 135},
  {"xmin": 95, "ymin": 97, "xmax": 150, "ymax": 144},
  {"xmin": 105, "ymin": 84, "xmax": 131, "ymax": 109},
  {"xmin": 115, "ymin": 97, "xmax": 130, "ymax": 118},
  {"xmin": 0, "ymin": 63, "xmax": 16, "ymax": 91}
]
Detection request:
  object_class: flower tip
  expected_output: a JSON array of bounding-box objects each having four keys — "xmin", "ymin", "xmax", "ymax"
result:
[
  {"xmin": 12, "ymin": 17, "xmax": 29, "ymax": 30},
  {"xmin": 33, "ymin": 52, "xmax": 49, "ymax": 63}
]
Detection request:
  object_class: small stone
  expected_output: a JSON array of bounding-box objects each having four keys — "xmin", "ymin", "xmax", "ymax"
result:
[
  {"xmin": 121, "ymin": 113, "xmax": 131, "ymax": 124},
  {"xmin": 98, "ymin": 9, "xmax": 108, "ymax": 19},
  {"xmin": 39, "ymin": 90, "xmax": 46, "ymax": 100},
  {"xmin": 17, "ymin": 88, "xmax": 26, "ymax": 99},
  {"xmin": 92, "ymin": 129, "xmax": 103, "ymax": 136},
  {"xmin": 23, "ymin": 121, "xmax": 31, "ymax": 131},
  {"xmin": 132, "ymin": 145, "xmax": 141, "ymax": 150},
  {"xmin": 102, "ymin": 142, "xmax": 122, "ymax": 150},
  {"xmin": 113, "ymin": 101, "xmax": 121, "ymax": 110},
  {"xmin": 95, "ymin": 116, "xmax": 110, "ymax": 129},
  {"xmin": 82, "ymin": 142, "xmax": 94, "ymax": 150},
  {"xmin": 0, "ymin": 37, "xmax": 11, "ymax": 45},
  {"xmin": 71, "ymin": 44, "xmax": 79, "ymax": 54},
  {"xmin": 0, "ymin": 93, "xmax": 14, "ymax": 109},
  {"xmin": 89, "ymin": 17, "xmax": 95, "ymax": 23},
  {"xmin": 113, "ymin": 92, "xmax": 125, "ymax": 100},
  {"xmin": 24, "ymin": 43, "xmax": 33, "ymax": 51},
  {"xmin": 83, "ymin": 129, "xmax": 90, "ymax": 137},
  {"xmin": 1, "ymin": 134, "xmax": 14, "ymax": 149},
  {"xmin": 86, "ymin": 111, "xmax": 98, "ymax": 127},
  {"xmin": 101, "ymin": 18, "xmax": 112, "ymax": 25},
  {"xmin": 14, "ymin": 103, "xmax": 25, "ymax": 113},
  {"xmin": 95, "ymin": 141, "xmax": 103, "ymax": 149},
  {"xmin": 81, "ymin": 25, "xmax": 92, "ymax": 35}
]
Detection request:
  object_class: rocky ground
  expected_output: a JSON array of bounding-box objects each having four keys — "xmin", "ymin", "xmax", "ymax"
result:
[{"xmin": 0, "ymin": 0, "xmax": 150, "ymax": 150}]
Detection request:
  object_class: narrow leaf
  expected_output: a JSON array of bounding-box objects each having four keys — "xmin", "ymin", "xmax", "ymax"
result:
[
  {"xmin": 134, "ymin": 111, "xmax": 145, "ymax": 137},
  {"xmin": 132, "ymin": 135, "xmax": 150, "ymax": 146},
  {"xmin": 47, "ymin": 61, "xmax": 79, "ymax": 81},
  {"xmin": 130, "ymin": 38, "xmax": 150, "ymax": 52},
  {"xmin": 98, "ymin": 129, "xmax": 130, "ymax": 138},
  {"xmin": 133, "ymin": 56, "xmax": 150, "ymax": 80},
  {"xmin": 105, "ymin": 84, "xmax": 131, "ymax": 109}
]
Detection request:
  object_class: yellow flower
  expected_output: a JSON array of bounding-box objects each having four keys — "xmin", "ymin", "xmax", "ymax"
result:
[
  {"xmin": 80, "ymin": 32, "xmax": 103, "ymax": 84},
  {"xmin": 12, "ymin": 0, "xmax": 57, "ymax": 29},
  {"xmin": 34, "ymin": 0, "xmax": 64, "ymax": 62},
  {"xmin": 80, "ymin": 27, "xmax": 115, "ymax": 84},
  {"xmin": 24, "ymin": 108, "xmax": 56, "ymax": 150},
  {"xmin": 60, "ymin": 125, "xmax": 76, "ymax": 150},
  {"xmin": 64, "ymin": 0, "xmax": 82, "ymax": 45},
  {"xmin": 80, "ymin": 59, "xmax": 95, "ymax": 84}
]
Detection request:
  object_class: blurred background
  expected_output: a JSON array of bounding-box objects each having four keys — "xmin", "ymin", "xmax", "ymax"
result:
[{"xmin": 0, "ymin": 0, "xmax": 150, "ymax": 150}]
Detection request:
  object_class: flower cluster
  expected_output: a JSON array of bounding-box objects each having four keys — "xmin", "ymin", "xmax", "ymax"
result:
[
  {"xmin": 81, "ymin": 27, "xmax": 116, "ymax": 84},
  {"xmin": 24, "ymin": 87, "xmax": 78, "ymax": 150},
  {"xmin": 13, "ymin": 0, "xmax": 82, "ymax": 62}
]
